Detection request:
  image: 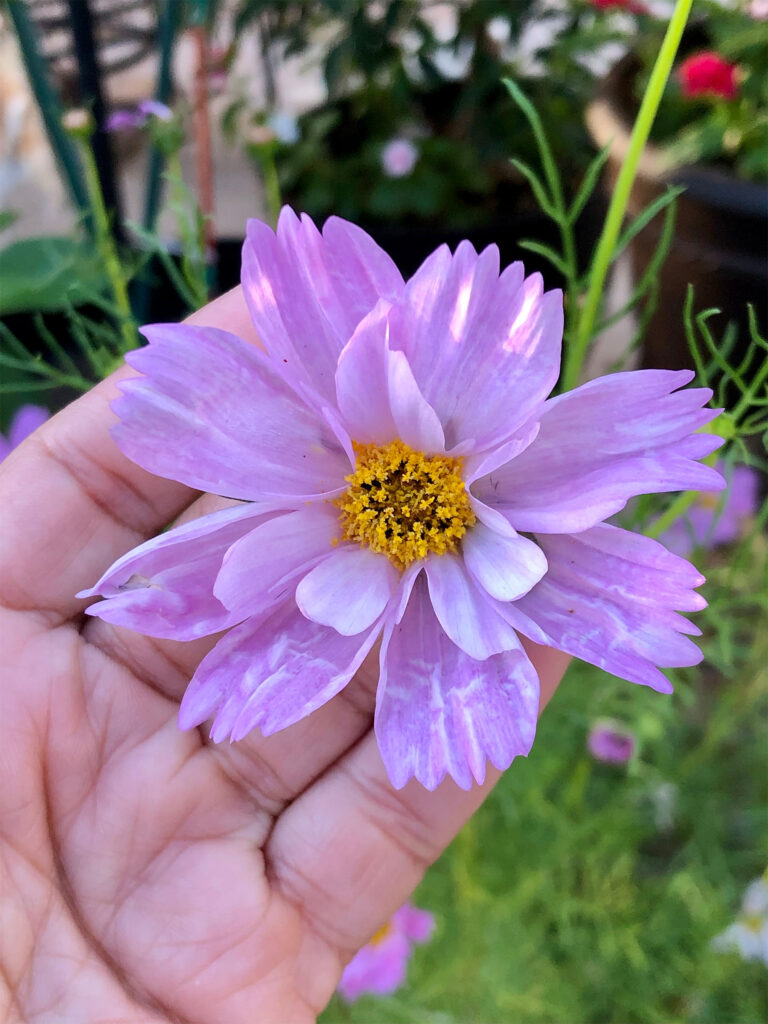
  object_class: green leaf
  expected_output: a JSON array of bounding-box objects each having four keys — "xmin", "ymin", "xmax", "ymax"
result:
[
  {"xmin": 0, "ymin": 210, "xmax": 18, "ymax": 234},
  {"xmin": 613, "ymin": 185, "xmax": 685, "ymax": 261},
  {"xmin": 597, "ymin": 195, "xmax": 678, "ymax": 335},
  {"xmin": 0, "ymin": 236, "xmax": 106, "ymax": 316},
  {"xmin": 509, "ymin": 158, "xmax": 557, "ymax": 220},
  {"xmin": 567, "ymin": 143, "xmax": 611, "ymax": 225},
  {"xmin": 518, "ymin": 239, "xmax": 569, "ymax": 278}
]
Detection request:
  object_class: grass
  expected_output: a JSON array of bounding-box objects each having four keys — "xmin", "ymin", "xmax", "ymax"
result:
[{"xmin": 322, "ymin": 541, "xmax": 768, "ymax": 1024}]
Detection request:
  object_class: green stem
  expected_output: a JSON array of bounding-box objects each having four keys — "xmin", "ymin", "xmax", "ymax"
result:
[
  {"xmin": 645, "ymin": 451, "xmax": 719, "ymax": 540},
  {"xmin": 564, "ymin": 0, "xmax": 693, "ymax": 391},
  {"xmin": 262, "ymin": 146, "xmax": 283, "ymax": 230},
  {"xmin": 77, "ymin": 138, "xmax": 136, "ymax": 353},
  {"xmin": 249, "ymin": 142, "xmax": 282, "ymax": 229},
  {"xmin": 645, "ymin": 491, "xmax": 698, "ymax": 540},
  {"xmin": 142, "ymin": 0, "xmax": 178, "ymax": 233},
  {"xmin": 732, "ymin": 352, "xmax": 768, "ymax": 423},
  {"xmin": 167, "ymin": 151, "xmax": 209, "ymax": 309}
]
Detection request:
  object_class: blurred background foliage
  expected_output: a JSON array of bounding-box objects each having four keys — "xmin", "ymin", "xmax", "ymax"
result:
[{"xmin": 227, "ymin": 0, "xmax": 616, "ymax": 226}]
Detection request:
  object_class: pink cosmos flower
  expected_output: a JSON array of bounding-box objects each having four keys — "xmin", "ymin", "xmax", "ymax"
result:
[
  {"xmin": 105, "ymin": 109, "xmax": 145, "ymax": 132},
  {"xmin": 80, "ymin": 207, "xmax": 724, "ymax": 791},
  {"xmin": 338, "ymin": 903, "xmax": 434, "ymax": 1002},
  {"xmin": 590, "ymin": 0, "xmax": 647, "ymax": 14},
  {"xmin": 587, "ymin": 720, "xmax": 636, "ymax": 764},
  {"xmin": 381, "ymin": 138, "xmax": 419, "ymax": 178},
  {"xmin": 657, "ymin": 462, "xmax": 759, "ymax": 557},
  {"xmin": 0, "ymin": 404, "xmax": 49, "ymax": 461},
  {"xmin": 106, "ymin": 101, "xmax": 173, "ymax": 133},
  {"xmin": 137, "ymin": 99, "xmax": 173, "ymax": 121},
  {"xmin": 678, "ymin": 52, "xmax": 739, "ymax": 101}
]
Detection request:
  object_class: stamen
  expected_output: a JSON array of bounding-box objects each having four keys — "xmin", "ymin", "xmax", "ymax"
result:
[{"xmin": 336, "ymin": 439, "xmax": 476, "ymax": 568}]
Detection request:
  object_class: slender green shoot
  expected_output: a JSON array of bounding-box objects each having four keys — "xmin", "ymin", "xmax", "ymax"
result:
[
  {"xmin": 565, "ymin": 0, "xmax": 694, "ymax": 391},
  {"xmin": 75, "ymin": 136, "xmax": 137, "ymax": 353}
]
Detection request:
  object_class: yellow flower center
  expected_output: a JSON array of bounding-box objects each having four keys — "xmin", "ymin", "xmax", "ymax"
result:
[{"xmin": 336, "ymin": 439, "xmax": 476, "ymax": 569}]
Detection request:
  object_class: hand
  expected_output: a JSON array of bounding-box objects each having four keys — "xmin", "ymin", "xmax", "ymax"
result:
[{"xmin": 0, "ymin": 288, "xmax": 569, "ymax": 1024}]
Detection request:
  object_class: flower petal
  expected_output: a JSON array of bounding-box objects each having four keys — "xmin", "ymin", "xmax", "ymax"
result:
[
  {"xmin": 425, "ymin": 554, "xmax": 523, "ymax": 659},
  {"xmin": 392, "ymin": 904, "xmax": 435, "ymax": 943},
  {"xmin": 387, "ymin": 242, "xmax": 563, "ymax": 450},
  {"xmin": 9, "ymin": 404, "xmax": 50, "ymax": 450},
  {"xmin": 178, "ymin": 602, "xmax": 379, "ymax": 738},
  {"xmin": 78, "ymin": 503, "xmax": 272, "ymax": 640},
  {"xmin": 213, "ymin": 505, "xmax": 340, "ymax": 617},
  {"xmin": 475, "ymin": 369, "xmax": 725, "ymax": 533},
  {"xmin": 376, "ymin": 577, "xmax": 540, "ymax": 790},
  {"xmin": 461, "ymin": 421, "xmax": 539, "ymax": 484},
  {"xmin": 515, "ymin": 523, "xmax": 707, "ymax": 691},
  {"xmin": 242, "ymin": 209, "xmax": 403, "ymax": 404},
  {"xmin": 387, "ymin": 348, "xmax": 446, "ymax": 453},
  {"xmin": 114, "ymin": 323, "xmax": 349, "ymax": 500},
  {"xmin": 462, "ymin": 522, "xmax": 547, "ymax": 601},
  {"xmin": 338, "ymin": 935, "xmax": 410, "ymax": 1001},
  {"xmin": 296, "ymin": 545, "xmax": 400, "ymax": 636},
  {"xmin": 335, "ymin": 301, "xmax": 445, "ymax": 452}
]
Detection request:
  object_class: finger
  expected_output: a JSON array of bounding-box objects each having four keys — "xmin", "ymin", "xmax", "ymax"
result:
[
  {"xmin": 0, "ymin": 288, "xmax": 256, "ymax": 622},
  {"xmin": 85, "ymin": 598, "xmax": 383, "ymax": 816},
  {"xmin": 266, "ymin": 643, "xmax": 570, "ymax": 970}
]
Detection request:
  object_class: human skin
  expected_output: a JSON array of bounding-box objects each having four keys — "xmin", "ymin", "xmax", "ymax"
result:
[{"xmin": 0, "ymin": 286, "xmax": 569, "ymax": 1024}]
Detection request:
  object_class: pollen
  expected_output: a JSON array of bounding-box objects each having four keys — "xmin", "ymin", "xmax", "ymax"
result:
[{"xmin": 336, "ymin": 439, "xmax": 476, "ymax": 569}]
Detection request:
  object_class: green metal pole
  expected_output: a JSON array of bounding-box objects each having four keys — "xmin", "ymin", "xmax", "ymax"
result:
[
  {"xmin": 133, "ymin": 0, "xmax": 180, "ymax": 325},
  {"xmin": 142, "ymin": 0, "xmax": 179, "ymax": 233},
  {"xmin": 6, "ymin": 0, "xmax": 91, "ymax": 225}
]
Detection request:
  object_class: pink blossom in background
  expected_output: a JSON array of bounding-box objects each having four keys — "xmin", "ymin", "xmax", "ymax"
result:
[
  {"xmin": 678, "ymin": 52, "xmax": 739, "ymax": 101},
  {"xmin": 137, "ymin": 99, "xmax": 173, "ymax": 121},
  {"xmin": 106, "ymin": 101, "xmax": 172, "ymax": 133},
  {"xmin": 590, "ymin": 0, "xmax": 647, "ymax": 13},
  {"xmin": 105, "ymin": 109, "xmax": 145, "ymax": 132},
  {"xmin": 80, "ymin": 207, "xmax": 723, "ymax": 791},
  {"xmin": 657, "ymin": 462, "xmax": 759, "ymax": 557},
  {"xmin": 587, "ymin": 721, "xmax": 637, "ymax": 764},
  {"xmin": 381, "ymin": 138, "xmax": 418, "ymax": 178},
  {"xmin": 749, "ymin": 0, "xmax": 768, "ymax": 21},
  {"xmin": 338, "ymin": 903, "xmax": 435, "ymax": 1002},
  {"xmin": 0, "ymin": 405, "xmax": 49, "ymax": 462}
]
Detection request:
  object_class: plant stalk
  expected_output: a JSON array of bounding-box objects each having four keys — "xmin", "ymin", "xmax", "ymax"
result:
[
  {"xmin": 78, "ymin": 139, "xmax": 136, "ymax": 353},
  {"xmin": 564, "ymin": 0, "xmax": 694, "ymax": 391}
]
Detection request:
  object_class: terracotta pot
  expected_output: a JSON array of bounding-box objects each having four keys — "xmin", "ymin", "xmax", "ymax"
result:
[{"xmin": 587, "ymin": 53, "xmax": 768, "ymax": 372}]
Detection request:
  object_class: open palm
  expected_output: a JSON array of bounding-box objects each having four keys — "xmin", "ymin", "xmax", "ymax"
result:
[{"xmin": 0, "ymin": 289, "xmax": 568, "ymax": 1024}]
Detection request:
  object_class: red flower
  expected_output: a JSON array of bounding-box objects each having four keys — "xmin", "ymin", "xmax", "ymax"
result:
[
  {"xmin": 590, "ymin": 0, "xmax": 647, "ymax": 12},
  {"xmin": 678, "ymin": 52, "xmax": 739, "ymax": 100}
]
